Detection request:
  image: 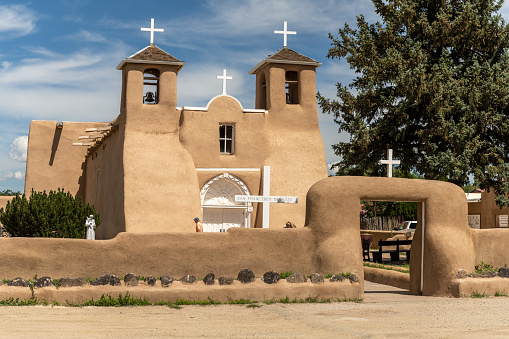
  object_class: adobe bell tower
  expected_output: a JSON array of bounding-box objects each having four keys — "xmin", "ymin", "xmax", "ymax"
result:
[
  {"xmin": 248, "ymin": 22, "xmax": 327, "ymax": 229},
  {"xmin": 114, "ymin": 19, "xmax": 202, "ymax": 234}
]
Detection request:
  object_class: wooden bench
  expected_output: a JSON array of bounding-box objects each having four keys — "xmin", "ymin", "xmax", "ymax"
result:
[{"xmin": 371, "ymin": 239, "xmax": 412, "ymax": 263}]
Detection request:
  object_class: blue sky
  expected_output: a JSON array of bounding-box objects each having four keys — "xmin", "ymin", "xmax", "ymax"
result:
[{"xmin": 2, "ymin": 1, "xmax": 509, "ymax": 193}]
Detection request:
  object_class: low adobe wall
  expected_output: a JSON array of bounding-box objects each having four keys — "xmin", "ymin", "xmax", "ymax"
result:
[{"xmin": 1, "ymin": 176, "xmax": 508, "ymax": 298}]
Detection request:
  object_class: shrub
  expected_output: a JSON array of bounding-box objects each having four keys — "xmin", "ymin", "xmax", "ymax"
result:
[{"xmin": 0, "ymin": 189, "xmax": 100, "ymax": 238}]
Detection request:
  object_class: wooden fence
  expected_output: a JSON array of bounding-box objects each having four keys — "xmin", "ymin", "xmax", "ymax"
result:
[{"xmin": 360, "ymin": 216, "xmax": 404, "ymax": 231}]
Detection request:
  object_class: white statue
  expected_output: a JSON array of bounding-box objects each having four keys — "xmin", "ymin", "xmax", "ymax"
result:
[{"xmin": 85, "ymin": 215, "xmax": 96, "ymax": 240}]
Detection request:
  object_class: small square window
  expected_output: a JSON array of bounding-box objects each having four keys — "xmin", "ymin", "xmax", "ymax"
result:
[{"xmin": 219, "ymin": 124, "xmax": 235, "ymax": 154}]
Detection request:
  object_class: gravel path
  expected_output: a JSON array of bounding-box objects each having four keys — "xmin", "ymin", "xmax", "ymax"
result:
[{"xmin": 0, "ymin": 282, "xmax": 507, "ymax": 338}]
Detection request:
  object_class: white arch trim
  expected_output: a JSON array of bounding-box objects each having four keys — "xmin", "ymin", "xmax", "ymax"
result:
[{"xmin": 200, "ymin": 172, "xmax": 252, "ymax": 206}]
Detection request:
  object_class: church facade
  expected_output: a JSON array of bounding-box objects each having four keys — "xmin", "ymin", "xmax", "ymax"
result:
[{"xmin": 24, "ymin": 32, "xmax": 328, "ymax": 239}]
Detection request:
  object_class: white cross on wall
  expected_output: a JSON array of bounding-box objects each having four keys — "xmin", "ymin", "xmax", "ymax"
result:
[
  {"xmin": 379, "ymin": 149, "xmax": 400, "ymax": 178},
  {"xmin": 216, "ymin": 69, "xmax": 232, "ymax": 95},
  {"xmin": 141, "ymin": 18, "xmax": 164, "ymax": 44},
  {"xmin": 274, "ymin": 21, "xmax": 296, "ymax": 47}
]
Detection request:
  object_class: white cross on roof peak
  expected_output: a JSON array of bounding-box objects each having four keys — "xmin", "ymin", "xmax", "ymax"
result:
[
  {"xmin": 141, "ymin": 18, "xmax": 164, "ymax": 44},
  {"xmin": 378, "ymin": 149, "xmax": 401, "ymax": 178},
  {"xmin": 274, "ymin": 21, "xmax": 296, "ymax": 47},
  {"xmin": 216, "ymin": 69, "xmax": 233, "ymax": 95}
]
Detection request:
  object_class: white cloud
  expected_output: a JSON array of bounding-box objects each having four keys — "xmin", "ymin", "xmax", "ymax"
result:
[
  {"xmin": 0, "ymin": 5, "xmax": 37, "ymax": 39},
  {"xmin": 0, "ymin": 171, "xmax": 24, "ymax": 181},
  {"xmin": 0, "ymin": 171, "xmax": 13, "ymax": 181},
  {"xmin": 1, "ymin": 61, "xmax": 12, "ymax": 69},
  {"xmin": 63, "ymin": 29, "xmax": 107, "ymax": 43},
  {"xmin": 9, "ymin": 136, "xmax": 28, "ymax": 162},
  {"xmin": 0, "ymin": 44, "xmax": 127, "ymax": 122}
]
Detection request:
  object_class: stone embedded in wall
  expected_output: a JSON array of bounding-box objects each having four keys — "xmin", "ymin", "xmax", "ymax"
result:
[
  {"xmin": 468, "ymin": 273, "xmax": 484, "ymax": 278},
  {"xmin": 218, "ymin": 276, "xmax": 234, "ymax": 285},
  {"xmin": 34, "ymin": 276, "xmax": 55, "ymax": 288},
  {"xmin": 180, "ymin": 275, "xmax": 197, "ymax": 284},
  {"xmin": 237, "ymin": 268, "xmax": 255, "ymax": 284},
  {"xmin": 160, "ymin": 276, "xmax": 174, "ymax": 287},
  {"xmin": 262, "ymin": 271, "xmax": 281, "ymax": 284},
  {"xmin": 329, "ymin": 275, "xmax": 345, "ymax": 282},
  {"xmin": 481, "ymin": 271, "xmax": 497, "ymax": 278},
  {"xmin": 144, "ymin": 276, "xmax": 156, "ymax": 287},
  {"xmin": 124, "ymin": 273, "xmax": 139, "ymax": 286},
  {"xmin": 499, "ymin": 267, "xmax": 509, "ymax": 278},
  {"xmin": 349, "ymin": 274, "xmax": 360, "ymax": 283},
  {"xmin": 59, "ymin": 277, "xmax": 87, "ymax": 287},
  {"xmin": 203, "ymin": 273, "xmax": 215, "ymax": 285},
  {"xmin": 309, "ymin": 273, "xmax": 324, "ymax": 284},
  {"xmin": 286, "ymin": 273, "xmax": 307, "ymax": 283},
  {"xmin": 456, "ymin": 269, "xmax": 468, "ymax": 279},
  {"xmin": 7, "ymin": 277, "xmax": 28, "ymax": 287},
  {"xmin": 91, "ymin": 274, "xmax": 121, "ymax": 286}
]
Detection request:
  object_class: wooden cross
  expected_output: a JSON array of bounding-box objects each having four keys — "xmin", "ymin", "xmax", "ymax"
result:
[
  {"xmin": 216, "ymin": 69, "xmax": 232, "ymax": 95},
  {"xmin": 141, "ymin": 18, "xmax": 164, "ymax": 44},
  {"xmin": 379, "ymin": 149, "xmax": 400, "ymax": 178},
  {"xmin": 274, "ymin": 21, "xmax": 296, "ymax": 47}
]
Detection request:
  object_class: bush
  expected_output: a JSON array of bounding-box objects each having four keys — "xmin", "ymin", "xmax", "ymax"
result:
[{"xmin": 0, "ymin": 189, "xmax": 100, "ymax": 238}]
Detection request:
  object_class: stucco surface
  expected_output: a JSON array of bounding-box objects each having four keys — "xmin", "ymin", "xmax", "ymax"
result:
[
  {"xmin": 364, "ymin": 267, "xmax": 410, "ymax": 290},
  {"xmin": 25, "ymin": 121, "xmax": 110, "ymax": 197},
  {"xmin": 85, "ymin": 119, "xmax": 126, "ymax": 239},
  {"xmin": 306, "ymin": 176, "xmax": 476, "ymax": 297},
  {"xmin": 0, "ymin": 228, "xmax": 318, "ymax": 279},
  {"xmin": 451, "ymin": 277, "xmax": 509, "ymax": 297}
]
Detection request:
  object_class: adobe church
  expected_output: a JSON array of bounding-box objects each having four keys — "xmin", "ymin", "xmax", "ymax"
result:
[{"xmin": 24, "ymin": 20, "xmax": 328, "ymax": 239}]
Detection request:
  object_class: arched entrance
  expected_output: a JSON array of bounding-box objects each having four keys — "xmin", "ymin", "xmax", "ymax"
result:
[{"xmin": 200, "ymin": 173, "xmax": 252, "ymax": 232}]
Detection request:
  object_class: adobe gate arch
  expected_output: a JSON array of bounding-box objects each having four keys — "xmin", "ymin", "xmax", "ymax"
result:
[{"xmin": 305, "ymin": 176, "xmax": 475, "ymax": 296}]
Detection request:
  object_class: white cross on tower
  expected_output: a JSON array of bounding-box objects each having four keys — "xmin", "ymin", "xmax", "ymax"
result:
[
  {"xmin": 274, "ymin": 21, "xmax": 296, "ymax": 47},
  {"xmin": 216, "ymin": 69, "xmax": 232, "ymax": 95},
  {"xmin": 141, "ymin": 18, "xmax": 164, "ymax": 44},
  {"xmin": 379, "ymin": 149, "xmax": 400, "ymax": 178}
]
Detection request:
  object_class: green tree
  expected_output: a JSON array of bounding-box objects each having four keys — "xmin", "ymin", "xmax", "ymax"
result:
[
  {"xmin": 0, "ymin": 189, "xmax": 100, "ymax": 238},
  {"xmin": 0, "ymin": 190, "xmax": 19, "ymax": 196},
  {"xmin": 318, "ymin": 0, "xmax": 509, "ymax": 206}
]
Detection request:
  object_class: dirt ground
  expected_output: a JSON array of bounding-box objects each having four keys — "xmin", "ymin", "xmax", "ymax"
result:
[{"xmin": 0, "ymin": 282, "xmax": 508, "ymax": 338}]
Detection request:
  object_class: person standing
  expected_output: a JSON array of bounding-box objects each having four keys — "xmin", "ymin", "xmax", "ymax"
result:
[{"xmin": 194, "ymin": 217, "xmax": 203, "ymax": 232}]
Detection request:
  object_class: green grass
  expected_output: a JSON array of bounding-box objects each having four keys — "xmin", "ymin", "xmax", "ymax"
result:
[
  {"xmin": 279, "ymin": 271, "xmax": 293, "ymax": 279},
  {"xmin": 364, "ymin": 262, "xmax": 410, "ymax": 274},
  {"xmin": 471, "ymin": 291, "xmax": 488, "ymax": 298},
  {"xmin": 475, "ymin": 261, "xmax": 498, "ymax": 274},
  {"xmin": 0, "ymin": 297, "xmax": 44, "ymax": 306},
  {"xmin": 65, "ymin": 293, "xmax": 151, "ymax": 307},
  {"xmin": 494, "ymin": 291, "xmax": 508, "ymax": 297}
]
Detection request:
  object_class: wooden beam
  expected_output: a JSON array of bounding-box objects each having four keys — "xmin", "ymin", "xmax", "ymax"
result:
[
  {"xmin": 78, "ymin": 134, "xmax": 102, "ymax": 140},
  {"xmin": 73, "ymin": 142, "xmax": 94, "ymax": 146}
]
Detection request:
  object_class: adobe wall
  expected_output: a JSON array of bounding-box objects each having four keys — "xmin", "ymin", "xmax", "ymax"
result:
[
  {"xmin": 85, "ymin": 116, "xmax": 126, "ymax": 240},
  {"xmin": 25, "ymin": 121, "xmax": 110, "ymax": 198},
  {"xmin": 122, "ymin": 64, "xmax": 202, "ymax": 233},
  {"xmin": 0, "ymin": 228, "xmax": 316, "ymax": 280},
  {"xmin": 264, "ymin": 64, "xmax": 328, "ymax": 228},
  {"xmin": 473, "ymin": 229, "xmax": 509, "ymax": 268},
  {"xmin": 479, "ymin": 190, "xmax": 509, "ymax": 228},
  {"xmin": 1, "ymin": 176, "xmax": 508, "ymax": 297},
  {"xmin": 306, "ymin": 176, "xmax": 476, "ymax": 297}
]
